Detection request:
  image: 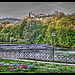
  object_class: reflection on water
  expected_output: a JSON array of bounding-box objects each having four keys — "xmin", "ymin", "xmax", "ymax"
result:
[
  {"xmin": 0, "ymin": 44, "xmax": 75, "ymax": 54},
  {"xmin": 54, "ymin": 47, "xmax": 75, "ymax": 54}
]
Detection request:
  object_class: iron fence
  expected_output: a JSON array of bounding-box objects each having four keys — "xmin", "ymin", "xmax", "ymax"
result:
[{"xmin": 0, "ymin": 48, "xmax": 75, "ymax": 63}]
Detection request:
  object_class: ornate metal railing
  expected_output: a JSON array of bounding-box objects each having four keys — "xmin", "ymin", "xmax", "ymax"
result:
[{"xmin": 0, "ymin": 45, "xmax": 75, "ymax": 63}]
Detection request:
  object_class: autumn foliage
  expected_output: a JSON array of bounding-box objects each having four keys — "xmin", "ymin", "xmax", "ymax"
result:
[{"xmin": 6, "ymin": 24, "xmax": 13, "ymax": 29}]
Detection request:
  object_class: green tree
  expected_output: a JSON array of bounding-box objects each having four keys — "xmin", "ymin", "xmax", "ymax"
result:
[
  {"xmin": 19, "ymin": 20, "xmax": 27, "ymax": 38},
  {"xmin": 5, "ymin": 33, "xmax": 10, "ymax": 42},
  {"xmin": 23, "ymin": 20, "xmax": 41, "ymax": 43},
  {"xmin": 35, "ymin": 24, "xmax": 48, "ymax": 44},
  {"xmin": 3, "ymin": 27, "xmax": 10, "ymax": 33},
  {"xmin": 0, "ymin": 26, "xmax": 3, "ymax": 31},
  {"xmin": 10, "ymin": 37, "xmax": 14, "ymax": 43},
  {"xmin": 65, "ymin": 26, "xmax": 74, "ymax": 46},
  {"xmin": 0, "ymin": 33, "xmax": 6, "ymax": 43},
  {"xmin": 0, "ymin": 32, "xmax": 2, "ymax": 42}
]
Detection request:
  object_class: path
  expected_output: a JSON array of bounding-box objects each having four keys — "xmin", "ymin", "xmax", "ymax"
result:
[{"xmin": 2, "ymin": 58, "xmax": 75, "ymax": 66}]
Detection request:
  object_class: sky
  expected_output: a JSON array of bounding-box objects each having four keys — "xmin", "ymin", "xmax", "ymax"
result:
[{"xmin": 0, "ymin": 2, "xmax": 75, "ymax": 19}]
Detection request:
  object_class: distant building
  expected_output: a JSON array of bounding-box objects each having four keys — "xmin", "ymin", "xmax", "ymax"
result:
[
  {"xmin": 21, "ymin": 12, "xmax": 46, "ymax": 22},
  {"xmin": 29, "ymin": 12, "xmax": 35, "ymax": 18},
  {"xmin": 36, "ymin": 18, "xmax": 43, "ymax": 20},
  {"xmin": 38, "ymin": 14, "xmax": 46, "ymax": 17}
]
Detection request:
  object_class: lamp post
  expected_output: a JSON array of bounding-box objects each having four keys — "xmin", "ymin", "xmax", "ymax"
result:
[{"xmin": 51, "ymin": 32, "xmax": 55, "ymax": 61}]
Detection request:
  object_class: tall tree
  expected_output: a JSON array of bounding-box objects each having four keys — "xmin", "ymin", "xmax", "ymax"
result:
[
  {"xmin": 23, "ymin": 20, "xmax": 41, "ymax": 43},
  {"xmin": 19, "ymin": 20, "xmax": 27, "ymax": 38}
]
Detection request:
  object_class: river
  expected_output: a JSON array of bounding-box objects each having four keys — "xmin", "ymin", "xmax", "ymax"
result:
[{"xmin": 0, "ymin": 44, "xmax": 75, "ymax": 53}]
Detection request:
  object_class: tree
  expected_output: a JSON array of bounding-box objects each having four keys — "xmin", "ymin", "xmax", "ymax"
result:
[
  {"xmin": 0, "ymin": 33, "xmax": 2, "ymax": 42},
  {"xmin": 3, "ymin": 28, "xmax": 10, "ymax": 33},
  {"xmin": 0, "ymin": 33, "xmax": 6, "ymax": 42},
  {"xmin": 5, "ymin": 33, "xmax": 10, "ymax": 42},
  {"xmin": 23, "ymin": 20, "xmax": 41, "ymax": 43},
  {"xmin": 35, "ymin": 24, "xmax": 48, "ymax": 44},
  {"xmin": 6, "ymin": 24, "xmax": 13, "ymax": 29},
  {"xmin": 55, "ymin": 27, "xmax": 67, "ymax": 46},
  {"xmin": 46, "ymin": 23, "xmax": 55, "ymax": 44},
  {"xmin": 0, "ymin": 26, "xmax": 3, "ymax": 31},
  {"xmin": 72, "ymin": 12, "xmax": 75, "ymax": 16},
  {"xmin": 10, "ymin": 37, "xmax": 14, "ymax": 43},
  {"xmin": 54, "ymin": 16, "xmax": 74, "ymax": 47},
  {"xmin": 65, "ymin": 25, "xmax": 74, "ymax": 46},
  {"xmin": 19, "ymin": 20, "xmax": 27, "ymax": 38}
]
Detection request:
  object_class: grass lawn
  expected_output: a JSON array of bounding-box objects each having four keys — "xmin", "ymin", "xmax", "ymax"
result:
[{"xmin": 0, "ymin": 58, "xmax": 75, "ymax": 73}]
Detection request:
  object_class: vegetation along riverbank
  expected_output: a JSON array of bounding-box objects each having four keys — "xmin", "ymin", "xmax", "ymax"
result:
[{"xmin": 0, "ymin": 11, "xmax": 74, "ymax": 48}]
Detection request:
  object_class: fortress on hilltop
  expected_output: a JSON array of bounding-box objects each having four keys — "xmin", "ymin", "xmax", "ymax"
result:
[{"xmin": 21, "ymin": 12, "xmax": 47, "ymax": 22}]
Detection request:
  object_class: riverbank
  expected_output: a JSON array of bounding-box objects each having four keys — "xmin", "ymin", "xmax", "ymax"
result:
[
  {"xmin": 55, "ymin": 44, "xmax": 75, "ymax": 49},
  {"xmin": 0, "ymin": 43, "xmax": 74, "ymax": 49},
  {"xmin": 0, "ymin": 44, "xmax": 68, "ymax": 50}
]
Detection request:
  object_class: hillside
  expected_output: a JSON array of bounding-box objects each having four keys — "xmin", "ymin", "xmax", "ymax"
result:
[
  {"xmin": 0, "ymin": 18, "xmax": 21, "ymax": 30},
  {"xmin": 0, "ymin": 11, "xmax": 74, "ymax": 48},
  {"xmin": 0, "ymin": 18, "xmax": 21, "ymax": 21}
]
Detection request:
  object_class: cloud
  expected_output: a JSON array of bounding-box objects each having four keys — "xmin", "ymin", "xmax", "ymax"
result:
[
  {"xmin": 32, "ymin": 2, "xmax": 75, "ymax": 15},
  {"xmin": 0, "ymin": 2, "xmax": 74, "ymax": 18}
]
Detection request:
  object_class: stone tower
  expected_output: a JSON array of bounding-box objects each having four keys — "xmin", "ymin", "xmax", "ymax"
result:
[{"xmin": 29, "ymin": 12, "xmax": 35, "ymax": 18}]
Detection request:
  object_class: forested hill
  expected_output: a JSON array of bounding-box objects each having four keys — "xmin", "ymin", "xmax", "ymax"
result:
[
  {"xmin": 0, "ymin": 18, "xmax": 21, "ymax": 21},
  {"xmin": 0, "ymin": 11, "xmax": 75, "ymax": 48}
]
